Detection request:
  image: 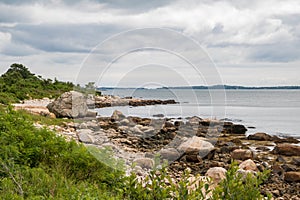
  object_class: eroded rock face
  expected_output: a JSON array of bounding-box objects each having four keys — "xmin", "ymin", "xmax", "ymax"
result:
[
  {"xmin": 47, "ymin": 91, "xmax": 88, "ymax": 118},
  {"xmin": 272, "ymin": 143, "xmax": 300, "ymax": 156}
]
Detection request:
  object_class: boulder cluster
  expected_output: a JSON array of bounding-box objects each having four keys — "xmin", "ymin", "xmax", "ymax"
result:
[
  {"xmin": 16, "ymin": 91, "xmax": 300, "ymax": 198},
  {"xmin": 49, "ymin": 109, "xmax": 300, "ymax": 199}
]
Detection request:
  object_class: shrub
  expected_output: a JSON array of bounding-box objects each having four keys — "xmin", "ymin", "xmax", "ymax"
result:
[{"xmin": 0, "ymin": 106, "xmax": 125, "ymax": 199}]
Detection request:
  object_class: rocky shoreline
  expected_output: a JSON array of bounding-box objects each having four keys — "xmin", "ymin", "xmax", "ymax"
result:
[
  {"xmin": 90, "ymin": 95, "xmax": 177, "ymax": 108},
  {"xmin": 14, "ymin": 91, "xmax": 300, "ymax": 199},
  {"xmin": 43, "ymin": 110, "xmax": 299, "ymax": 199}
]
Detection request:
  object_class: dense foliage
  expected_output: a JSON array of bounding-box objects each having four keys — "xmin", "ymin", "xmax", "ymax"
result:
[
  {"xmin": 0, "ymin": 63, "xmax": 74, "ymax": 104},
  {"xmin": 0, "ymin": 106, "xmax": 125, "ymax": 199}
]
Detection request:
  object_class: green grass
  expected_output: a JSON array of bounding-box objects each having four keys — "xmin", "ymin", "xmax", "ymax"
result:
[{"xmin": 0, "ymin": 106, "xmax": 125, "ymax": 199}]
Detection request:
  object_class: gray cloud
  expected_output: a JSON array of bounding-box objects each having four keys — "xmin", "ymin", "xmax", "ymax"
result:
[
  {"xmin": 0, "ymin": 23, "xmax": 125, "ymax": 55},
  {"xmin": 0, "ymin": 0, "xmax": 300, "ymax": 86}
]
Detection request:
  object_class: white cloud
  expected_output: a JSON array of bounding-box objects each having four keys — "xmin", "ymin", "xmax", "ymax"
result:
[{"xmin": 0, "ymin": 0, "xmax": 300, "ymax": 86}]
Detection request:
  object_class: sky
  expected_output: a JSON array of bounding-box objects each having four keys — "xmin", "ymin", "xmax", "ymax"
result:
[{"xmin": 0, "ymin": 0, "xmax": 300, "ymax": 87}]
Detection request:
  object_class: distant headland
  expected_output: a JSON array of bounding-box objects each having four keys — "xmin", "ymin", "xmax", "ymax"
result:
[{"xmin": 98, "ymin": 85, "xmax": 300, "ymax": 90}]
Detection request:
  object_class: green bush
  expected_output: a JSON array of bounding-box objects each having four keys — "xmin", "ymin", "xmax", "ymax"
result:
[
  {"xmin": 0, "ymin": 63, "xmax": 74, "ymax": 104},
  {"xmin": 122, "ymin": 161, "xmax": 270, "ymax": 200},
  {"xmin": 0, "ymin": 106, "xmax": 125, "ymax": 199},
  {"xmin": 212, "ymin": 161, "xmax": 271, "ymax": 200}
]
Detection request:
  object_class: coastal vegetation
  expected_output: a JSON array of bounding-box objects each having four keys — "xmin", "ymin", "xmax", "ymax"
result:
[
  {"xmin": 0, "ymin": 63, "xmax": 74, "ymax": 104},
  {"xmin": 0, "ymin": 106, "xmax": 270, "ymax": 199},
  {"xmin": 0, "ymin": 64, "xmax": 273, "ymax": 199}
]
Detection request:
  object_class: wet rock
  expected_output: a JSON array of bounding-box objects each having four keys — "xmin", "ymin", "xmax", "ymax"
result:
[
  {"xmin": 133, "ymin": 158, "xmax": 154, "ymax": 169},
  {"xmin": 284, "ymin": 171, "xmax": 300, "ymax": 182},
  {"xmin": 177, "ymin": 136, "xmax": 214, "ymax": 158},
  {"xmin": 231, "ymin": 149, "xmax": 253, "ymax": 160},
  {"xmin": 239, "ymin": 159, "xmax": 258, "ymax": 171},
  {"xmin": 231, "ymin": 124, "xmax": 247, "ymax": 134},
  {"xmin": 174, "ymin": 121, "xmax": 184, "ymax": 127},
  {"xmin": 153, "ymin": 114, "xmax": 164, "ymax": 117},
  {"xmin": 205, "ymin": 167, "xmax": 227, "ymax": 184},
  {"xmin": 248, "ymin": 132, "xmax": 273, "ymax": 141},
  {"xmin": 272, "ymin": 143, "xmax": 300, "ymax": 156},
  {"xmin": 47, "ymin": 91, "xmax": 88, "ymax": 118}
]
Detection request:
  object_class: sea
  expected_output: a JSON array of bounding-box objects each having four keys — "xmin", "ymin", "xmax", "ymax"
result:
[{"xmin": 96, "ymin": 89, "xmax": 300, "ymax": 138}]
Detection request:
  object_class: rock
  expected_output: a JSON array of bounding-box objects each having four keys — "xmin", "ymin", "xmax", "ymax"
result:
[
  {"xmin": 282, "ymin": 164, "xmax": 297, "ymax": 172},
  {"xmin": 153, "ymin": 114, "xmax": 164, "ymax": 117},
  {"xmin": 284, "ymin": 171, "xmax": 300, "ymax": 182},
  {"xmin": 256, "ymin": 146, "xmax": 270, "ymax": 151},
  {"xmin": 159, "ymin": 148, "xmax": 181, "ymax": 162},
  {"xmin": 47, "ymin": 91, "xmax": 88, "ymax": 118},
  {"xmin": 231, "ymin": 149, "xmax": 253, "ymax": 160},
  {"xmin": 248, "ymin": 132, "xmax": 273, "ymax": 141},
  {"xmin": 131, "ymin": 126, "xmax": 143, "ymax": 135},
  {"xmin": 272, "ymin": 190, "xmax": 280, "ymax": 197},
  {"xmin": 78, "ymin": 129, "xmax": 94, "ymax": 143},
  {"xmin": 133, "ymin": 158, "xmax": 154, "ymax": 169},
  {"xmin": 272, "ymin": 165, "xmax": 284, "ymax": 175},
  {"xmin": 120, "ymin": 118, "xmax": 130, "ymax": 125},
  {"xmin": 292, "ymin": 157, "xmax": 300, "ymax": 166},
  {"xmin": 79, "ymin": 123, "xmax": 88, "ymax": 129},
  {"xmin": 205, "ymin": 167, "xmax": 227, "ymax": 184},
  {"xmin": 111, "ymin": 110, "xmax": 125, "ymax": 121},
  {"xmin": 177, "ymin": 136, "xmax": 214, "ymax": 158},
  {"xmin": 236, "ymin": 169, "xmax": 256, "ymax": 178},
  {"xmin": 86, "ymin": 110, "xmax": 97, "ymax": 117},
  {"xmin": 188, "ymin": 116, "xmax": 202, "ymax": 125},
  {"xmin": 13, "ymin": 104, "xmax": 54, "ymax": 117},
  {"xmin": 239, "ymin": 159, "xmax": 258, "ymax": 171},
  {"xmin": 231, "ymin": 124, "xmax": 247, "ymax": 134},
  {"xmin": 164, "ymin": 121, "xmax": 175, "ymax": 128},
  {"xmin": 86, "ymin": 121, "xmax": 99, "ymax": 130},
  {"xmin": 272, "ymin": 143, "xmax": 300, "ymax": 156}
]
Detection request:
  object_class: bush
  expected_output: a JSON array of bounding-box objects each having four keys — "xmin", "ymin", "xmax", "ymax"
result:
[
  {"xmin": 0, "ymin": 106, "xmax": 125, "ymax": 199},
  {"xmin": 122, "ymin": 161, "xmax": 271, "ymax": 200},
  {"xmin": 0, "ymin": 63, "xmax": 74, "ymax": 104}
]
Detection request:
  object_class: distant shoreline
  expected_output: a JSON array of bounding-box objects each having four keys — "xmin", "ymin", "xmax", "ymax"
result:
[{"xmin": 98, "ymin": 85, "xmax": 300, "ymax": 90}]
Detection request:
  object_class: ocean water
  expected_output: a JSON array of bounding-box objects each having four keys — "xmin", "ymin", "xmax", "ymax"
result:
[{"xmin": 97, "ymin": 89, "xmax": 300, "ymax": 138}]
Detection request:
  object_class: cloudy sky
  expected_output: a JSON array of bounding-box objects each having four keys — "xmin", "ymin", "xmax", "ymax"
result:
[{"xmin": 0, "ymin": 0, "xmax": 300, "ymax": 87}]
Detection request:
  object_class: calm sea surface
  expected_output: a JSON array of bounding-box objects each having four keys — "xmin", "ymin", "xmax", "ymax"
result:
[{"xmin": 97, "ymin": 89, "xmax": 300, "ymax": 138}]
